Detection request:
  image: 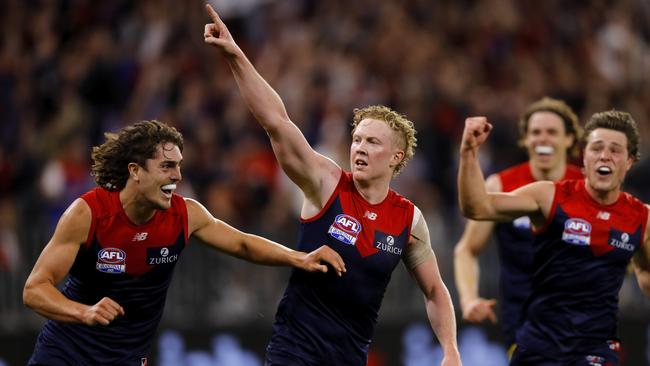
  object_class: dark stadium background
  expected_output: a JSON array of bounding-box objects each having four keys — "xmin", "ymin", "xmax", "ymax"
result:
[{"xmin": 1, "ymin": 0, "xmax": 649, "ymax": 365}]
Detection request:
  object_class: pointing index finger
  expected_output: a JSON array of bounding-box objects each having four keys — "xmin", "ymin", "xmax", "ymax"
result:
[{"xmin": 205, "ymin": 3, "xmax": 223, "ymax": 25}]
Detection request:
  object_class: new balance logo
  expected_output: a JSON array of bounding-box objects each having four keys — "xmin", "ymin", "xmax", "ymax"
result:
[
  {"xmin": 597, "ymin": 211, "xmax": 610, "ymax": 221},
  {"xmin": 132, "ymin": 232, "xmax": 148, "ymax": 241},
  {"xmin": 364, "ymin": 211, "xmax": 377, "ymax": 220}
]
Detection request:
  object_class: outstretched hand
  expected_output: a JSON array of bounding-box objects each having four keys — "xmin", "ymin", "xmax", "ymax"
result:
[
  {"xmin": 298, "ymin": 245, "xmax": 347, "ymax": 276},
  {"xmin": 461, "ymin": 297, "xmax": 498, "ymax": 324},
  {"xmin": 460, "ymin": 116, "xmax": 493, "ymax": 153},
  {"xmin": 203, "ymin": 4, "xmax": 239, "ymax": 56}
]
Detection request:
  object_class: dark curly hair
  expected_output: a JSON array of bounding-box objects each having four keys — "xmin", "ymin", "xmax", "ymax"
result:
[
  {"xmin": 584, "ymin": 110, "xmax": 640, "ymax": 162},
  {"xmin": 91, "ymin": 120, "xmax": 184, "ymax": 190}
]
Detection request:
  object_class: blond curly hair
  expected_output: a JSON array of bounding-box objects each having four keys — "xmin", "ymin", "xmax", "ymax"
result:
[{"xmin": 352, "ymin": 105, "xmax": 417, "ymax": 176}]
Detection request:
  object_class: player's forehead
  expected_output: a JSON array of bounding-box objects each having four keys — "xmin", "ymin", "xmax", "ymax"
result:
[
  {"xmin": 353, "ymin": 118, "xmax": 393, "ymax": 138},
  {"xmin": 526, "ymin": 111, "xmax": 566, "ymax": 133},
  {"xmin": 586, "ymin": 128, "xmax": 628, "ymax": 148},
  {"xmin": 151, "ymin": 142, "xmax": 183, "ymax": 162}
]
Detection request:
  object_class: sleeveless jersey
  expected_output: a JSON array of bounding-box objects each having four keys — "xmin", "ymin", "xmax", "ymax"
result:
[
  {"xmin": 495, "ymin": 162, "xmax": 582, "ymax": 346},
  {"xmin": 516, "ymin": 179, "xmax": 648, "ymax": 360},
  {"xmin": 266, "ymin": 171, "xmax": 415, "ymax": 366},
  {"xmin": 29, "ymin": 188, "xmax": 189, "ymax": 366}
]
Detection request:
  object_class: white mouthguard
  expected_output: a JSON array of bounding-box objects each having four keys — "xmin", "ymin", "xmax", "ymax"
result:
[{"xmin": 535, "ymin": 146, "xmax": 554, "ymax": 155}]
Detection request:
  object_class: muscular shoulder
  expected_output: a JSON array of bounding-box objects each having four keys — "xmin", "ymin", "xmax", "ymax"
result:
[
  {"xmin": 55, "ymin": 198, "xmax": 93, "ymax": 244},
  {"xmin": 184, "ymin": 198, "xmax": 213, "ymax": 234}
]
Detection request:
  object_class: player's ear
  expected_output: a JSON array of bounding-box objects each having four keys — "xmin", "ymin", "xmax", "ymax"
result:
[
  {"xmin": 128, "ymin": 162, "xmax": 140, "ymax": 182},
  {"xmin": 390, "ymin": 150, "xmax": 404, "ymax": 167}
]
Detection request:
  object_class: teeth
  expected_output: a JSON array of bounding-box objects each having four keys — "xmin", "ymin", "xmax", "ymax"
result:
[
  {"xmin": 161, "ymin": 184, "xmax": 177, "ymax": 191},
  {"xmin": 597, "ymin": 167, "xmax": 612, "ymax": 174},
  {"xmin": 535, "ymin": 146, "xmax": 554, "ymax": 155}
]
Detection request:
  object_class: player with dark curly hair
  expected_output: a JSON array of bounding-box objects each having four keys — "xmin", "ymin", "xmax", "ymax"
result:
[{"xmin": 24, "ymin": 120, "xmax": 346, "ymax": 365}]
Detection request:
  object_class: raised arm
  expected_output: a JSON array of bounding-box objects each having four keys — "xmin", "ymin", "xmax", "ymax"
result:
[
  {"xmin": 203, "ymin": 4, "xmax": 339, "ymax": 205},
  {"xmin": 453, "ymin": 175, "xmax": 500, "ymax": 325},
  {"xmin": 632, "ymin": 205, "xmax": 650, "ymax": 297},
  {"xmin": 458, "ymin": 117, "xmax": 550, "ymax": 224},
  {"xmin": 23, "ymin": 199, "xmax": 125, "ymax": 325},
  {"xmin": 407, "ymin": 207, "xmax": 461, "ymax": 366},
  {"xmin": 187, "ymin": 198, "xmax": 345, "ymax": 275}
]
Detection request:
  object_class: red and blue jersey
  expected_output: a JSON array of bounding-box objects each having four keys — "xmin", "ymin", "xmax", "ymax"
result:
[
  {"xmin": 29, "ymin": 187, "xmax": 189, "ymax": 366},
  {"xmin": 495, "ymin": 162, "xmax": 582, "ymax": 346},
  {"xmin": 516, "ymin": 179, "xmax": 647, "ymax": 360},
  {"xmin": 266, "ymin": 171, "xmax": 414, "ymax": 366}
]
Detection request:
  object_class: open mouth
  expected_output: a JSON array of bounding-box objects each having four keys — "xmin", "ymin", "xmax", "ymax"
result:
[
  {"xmin": 161, "ymin": 183, "xmax": 177, "ymax": 196},
  {"xmin": 596, "ymin": 166, "xmax": 612, "ymax": 176},
  {"xmin": 535, "ymin": 145, "xmax": 554, "ymax": 156},
  {"xmin": 354, "ymin": 159, "xmax": 368, "ymax": 167}
]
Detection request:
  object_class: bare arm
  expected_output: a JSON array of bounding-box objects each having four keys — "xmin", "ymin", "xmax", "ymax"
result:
[
  {"xmin": 187, "ymin": 198, "xmax": 345, "ymax": 275},
  {"xmin": 632, "ymin": 205, "xmax": 650, "ymax": 297},
  {"xmin": 453, "ymin": 174, "xmax": 500, "ymax": 324},
  {"xmin": 23, "ymin": 199, "xmax": 125, "ymax": 325},
  {"xmin": 203, "ymin": 4, "xmax": 339, "ymax": 206},
  {"xmin": 408, "ymin": 213, "xmax": 461, "ymax": 366},
  {"xmin": 458, "ymin": 117, "xmax": 551, "ymax": 225}
]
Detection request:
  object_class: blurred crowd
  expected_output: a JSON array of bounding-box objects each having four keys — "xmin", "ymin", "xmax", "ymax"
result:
[{"xmin": 1, "ymin": 0, "xmax": 650, "ymax": 334}]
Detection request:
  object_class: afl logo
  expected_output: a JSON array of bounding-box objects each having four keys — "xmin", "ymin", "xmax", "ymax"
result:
[
  {"xmin": 333, "ymin": 214, "xmax": 361, "ymax": 233},
  {"xmin": 98, "ymin": 248, "xmax": 126, "ymax": 263},
  {"xmin": 564, "ymin": 218, "xmax": 591, "ymax": 234},
  {"xmin": 328, "ymin": 214, "xmax": 362, "ymax": 246},
  {"xmin": 562, "ymin": 218, "xmax": 592, "ymax": 246},
  {"xmin": 96, "ymin": 248, "xmax": 126, "ymax": 274}
]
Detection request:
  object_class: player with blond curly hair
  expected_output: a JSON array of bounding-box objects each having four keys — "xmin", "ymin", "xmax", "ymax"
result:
[{"xmin": 204, "ymin": 4, "xmax": 460, "ymax": 366}]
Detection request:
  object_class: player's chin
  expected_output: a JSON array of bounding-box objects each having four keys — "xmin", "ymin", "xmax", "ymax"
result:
[
  {"xmin": 351, "ymin": 170, "xmax": 369, "ymax": 181},
  {"xmin": 155, "ymin": 199, "xmax": 172, "ymax": 210},
  {"xmin": 533, "ymin": 153, "xmax": 554, "ymax": 163}
]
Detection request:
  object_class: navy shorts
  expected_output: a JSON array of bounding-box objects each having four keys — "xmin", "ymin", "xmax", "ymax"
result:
[{"xmin": 510, "ymin": 341, "xmax": 620, "ymax": 366}]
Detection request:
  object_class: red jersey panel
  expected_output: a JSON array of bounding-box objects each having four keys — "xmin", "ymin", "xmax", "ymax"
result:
[{"xmin": 81, "ymin": 187, "xmax": 189, "ymax": 277}]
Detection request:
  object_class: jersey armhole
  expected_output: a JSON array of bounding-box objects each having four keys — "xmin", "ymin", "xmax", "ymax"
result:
[
  {"xmin": 532, "ymin": 182, "xmax": 560, "ymax": 235},
  {"xmin": 407, "ymin": 203, "xmax": 417, "ymax": 240},
  {"xmin": 80, "ymin": 194, "xmax": 98, "ymax": 250},
  {"xmin": 300, "ymin": 169, "xmax": 345, "ymax": 223},
  {"xmin": 177, "ymin": 195, "xmax": 189, "ymax": 243},
  {"xmin": 641, "ymin": 204, "xmax": 649, "ymax": 247}
]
